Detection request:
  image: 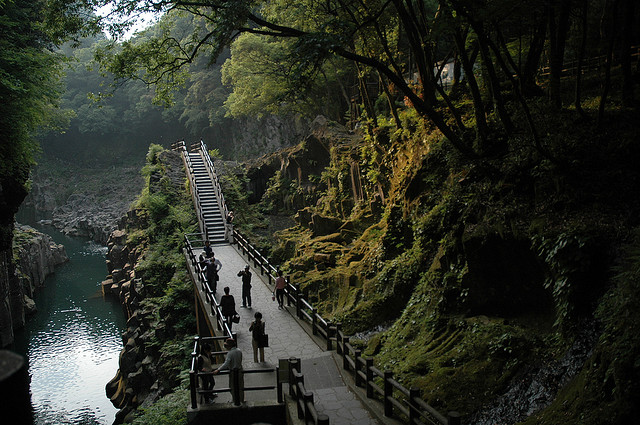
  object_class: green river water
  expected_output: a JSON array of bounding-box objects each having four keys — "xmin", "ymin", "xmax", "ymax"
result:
[{"xmin": 12, "ymin": 222, "xmax": 126, "ymax": 425}]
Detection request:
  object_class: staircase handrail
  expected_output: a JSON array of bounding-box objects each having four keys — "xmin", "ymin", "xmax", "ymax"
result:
[
  {"xmin": 179, "ymin": 143, "xmax": 209, "ymax": 241},
  {"xmin": 198, "ymin": 140, "xmax": 230, "ymax": 238},
  {"xmin": 184, "ymin": 234, "xmax": 232, "ymax": 337},
  {"xmin": 230, "ymin": 229, "xmax": 460, "ymax": 425}
]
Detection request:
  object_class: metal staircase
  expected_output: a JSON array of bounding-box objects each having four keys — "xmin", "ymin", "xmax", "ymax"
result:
[{"xmin": 175, "ymin": 140, "xmax": 228, "ymax": 244}]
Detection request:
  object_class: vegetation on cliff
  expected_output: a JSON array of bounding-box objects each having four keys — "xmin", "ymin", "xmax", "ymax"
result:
[
  {"xmin": 247, "ymin": 80, "xmax": 640, "ymax": 423},
  {"xmin": 105, "ymin": 145, "xmax": 196, "ymax": 424}
]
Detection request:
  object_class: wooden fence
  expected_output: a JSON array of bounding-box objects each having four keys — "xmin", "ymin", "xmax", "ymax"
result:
[{"xmin": 231, "ymin": 229, "xmax": 461, "ymax": 425}]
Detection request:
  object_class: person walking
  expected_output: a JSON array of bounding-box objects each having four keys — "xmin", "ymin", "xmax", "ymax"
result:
[
  {"xmin": 238, "ymin": 265, "xmax": 252, "ymax": 308},
  {"xmin": 220, "ymin": 287, "xmax": 236, "ymax": 331},
  {"xmin": 249, "ymin": 312, "xmax": 266, "ymax": 363},
  {"xmin": 205, "ymin": 253, "xmax": 222, "ymax": 293},
  {"xmin": 213, "ymin": 338, "xmax": 244, "ymax": 404},
  {"xmin": 274, "ymin": 270, "xmax": 286, "ymax": 309},
  {"xmin": 203, "ymin": 240, "xmax": 214, "ymax": 258},
  {"xmin": 197, "ymin": 343, "xmax": 216, "ymax": 403}
]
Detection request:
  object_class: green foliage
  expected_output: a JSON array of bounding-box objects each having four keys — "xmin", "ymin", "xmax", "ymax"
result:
[
  {"xmin": 127, "ymin": 389, "xmax": 189, "ymax": 425},
  {"xmin": 532, "ymin": 233, "xmax": 592, "ymax": 331},
  {"xmin": 222, "ymin": 31, "xmax": 351, "ymax": 120}
]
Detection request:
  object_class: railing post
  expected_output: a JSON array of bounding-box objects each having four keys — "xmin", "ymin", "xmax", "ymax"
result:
[
  {"xmin": 326, "ymin": 322, "xmax": 333, "ymax": 350},
  {"xmin": 295, "ymin": 284, "xmax": 303, "ymax": 319},
  {"xmin": 366, "ymin": 358, "xmax": 374, "ymax": 398},
  {"xmin": 384, "ymin": 371, "xmax": 393, "ymax": 417},
  {"xmin": 312, "ymin": 308, "xmax": 318, "ymax": 335},
  {"xmin": 335, "ymin": 323, "xmax": 343, "ymax": 355},
  {"xmin": 448, "ymin": 411, "xmax": 462, "ymax": 425},
  {"xmin": 354, "ymin": 349, "xmax": 362, "ymax": 386},
  {"xmin": 276, "ymin": 366, "xmax": 283, "ymax": 403},
  {"xmin": 295, "ymin": 373, "xmax": 305, "ymax": 419},
  {"xmin": 285, "ymin": 277, "xmax": 292, "ymax": 306},
  {"xmin": 317, "ymin": 413, "xmax": 330, "ymax": 425},
  {"xmin": 342, "ymin": 337, "xmax": 350, "ymax": 371},
  {"xmin": 409, "ymin": 387, "xmax": 420, "ymax": 424},
  {"xmin": 189, "ymin": 369, "xmax": 198, "ymax": 409},
  {"xmin": 303, "ymin": 391, "xmax": 313, "ymax": 422},
  {"xmin": 289, "ymin": 358, "xmax": 300, "ymax": 397}
]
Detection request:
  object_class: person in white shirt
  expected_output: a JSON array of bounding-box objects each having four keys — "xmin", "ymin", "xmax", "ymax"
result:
[{"xmin": 214, "ymin": 338, "xmax": 243, "ymax": 404}]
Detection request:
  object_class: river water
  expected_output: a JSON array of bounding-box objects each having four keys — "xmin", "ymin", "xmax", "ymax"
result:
[{"xmin": 12, "ymin": 222, "xmax": 125, "ymax": 425}]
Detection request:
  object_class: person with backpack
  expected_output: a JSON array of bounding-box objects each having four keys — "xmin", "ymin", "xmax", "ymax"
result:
[
  {"xmin": 249, "ymin": 312, "xmax": 266, "ymax": 363},
  {"xmin": 220, "ymin": 286, "xmax": 236, "ymax": 331}
]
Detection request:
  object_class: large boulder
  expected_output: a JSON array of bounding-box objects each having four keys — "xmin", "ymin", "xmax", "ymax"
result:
[{"xmin": 310, "ymin": 213, "xmax": 343, "ymax": 237}]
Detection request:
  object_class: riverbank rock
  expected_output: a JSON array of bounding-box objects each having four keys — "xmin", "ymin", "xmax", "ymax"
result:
[{"xmin": 13, "ymin": 224, "xmax": 68, "ymax": 309}]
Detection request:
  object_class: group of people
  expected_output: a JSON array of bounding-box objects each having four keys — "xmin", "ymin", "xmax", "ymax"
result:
[
  {"xmin": 196, "ymin": 240, "xmax": 278, "ymax": 405},
  {"xmin": 199, "ymin": 240, "xmax": 222, "ymax": 293},
  {"xmin": 197, "ymin": 314, "xmax": 268, "ymax": 405}
]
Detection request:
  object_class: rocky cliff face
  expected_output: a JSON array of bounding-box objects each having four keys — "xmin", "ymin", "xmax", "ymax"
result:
[
  {"xmin": 0, "ymin": 224, "xmax": 68, "ymax": 347},
  {"xmin": 102, "ymin": 213, "xmax": 157, "ymax": 423},
  {"xmin": 101, "ymin": 149, "xmax": 189, "ymax": 424},
  {"xmin": 13, "ymin": 224, "xmax": 68, "ymax": 314},
  {"xmin": 212, "ymin": 114, "xmax": 310, "ymax": 161},
  {"xmin": 21, "ymin": 163, "xmax": 144, "ymax": 244}
]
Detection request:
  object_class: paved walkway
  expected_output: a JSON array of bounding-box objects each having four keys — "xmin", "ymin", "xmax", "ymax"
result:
[{"xmin": 197, "ymin": 243, "xmax": 381, "ymax": 425}]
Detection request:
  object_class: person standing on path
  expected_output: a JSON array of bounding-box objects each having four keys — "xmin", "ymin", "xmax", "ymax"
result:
[
  {"xmin": 249, "ymin": 312, "xmax": 266, "ymax": 363},
  {"xmin": 274, "ymin": 270, "xmax": 286, "ymax": 309},
  {"xmin": 206, "ymin": 253, "xmax": 222, "ymax": 293},
  {"xmin": 203, "ymin": 240, "xmax": 214, "ymax": 258},
  {"xmin": 197, "ymin": 343, "xmax": 216, "ymax": 403},
  {"xmin": 238, "ymin": 265, "xmax": 252, "ymax": 308},
  {"xmin": 213, "ymin": 338, "xmax": 244, "ymax": 404},
  {"xmin": 220, "ymin": 286, "xmax": 236, "ymax": 331}
]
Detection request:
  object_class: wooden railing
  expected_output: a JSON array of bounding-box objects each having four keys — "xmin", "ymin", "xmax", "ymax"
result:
[
  {"xmin": 234, "ymin": 230, "xmax": 279, "ymax": 285},
  {"xmin": 188, "ymin": 337, "xmax": 328, "ymax": 425},
  {"xmin": 175, "ymin": 141, "xmax": 210, "ymax": 241},
  {"xmin": 184, "ymin": 233, "xmax": 233, "ymax": 337},
  {"xmin": 189, "ymin": 336, "xmax": 280, "ymax": 408},
  {"xmin": 231, "ymin": 229, "xmax": 461, "ymax": 425},
  {"xmin": 288, "ymin": 357, "xmax": 329, "ymax": 425}
]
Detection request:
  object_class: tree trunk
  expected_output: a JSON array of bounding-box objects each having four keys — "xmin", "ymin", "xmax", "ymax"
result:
[
  {"xmin": 598, "ymin": 0, "xmax": 620, "ymax": 127},
  {"xmin": 548, "ymin": 0, "xmax": 572, "ymax": 109},
  {"xmin": 473, "ymin": 21, "xmax": 515, "ymax": 136},
  {"xmin": 621, "ymin": 0, "xmax": 635, "ymax": 106},
  {"xmin": 454, "ymin": 29, "xmax": 489, "ymax": 146},
  {"xmin": 356, "ymin": 64, "xmax": 378, "ymax": 129},
  {"xmin": 521, "ymin": 8, "xmax": 547, "ymax": 97},
  {"xmin": 378, "ymin": 71, "xmax": 402, "ymax": 130},
  {"xmin": 574, "ymin": 0, "xmax": 589, "ymax": 119}
]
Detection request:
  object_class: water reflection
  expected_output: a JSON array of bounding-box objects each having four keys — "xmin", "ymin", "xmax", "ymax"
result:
[{"xmin": 13, "ymin": 226, "xmax": 125, "ymax": 425}]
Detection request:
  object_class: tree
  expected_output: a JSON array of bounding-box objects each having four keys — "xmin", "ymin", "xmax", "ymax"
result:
[
  {"xmin": 1, "ymin": 0, "xmax": 96, "ymax": 246},
  {"xmin": 91, "ymin": 0, "xmax": 640, "ymax": 160}
]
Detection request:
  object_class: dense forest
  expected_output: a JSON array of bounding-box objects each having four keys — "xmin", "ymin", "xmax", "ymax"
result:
[{"xmin": 2, "ymin": 0, "xmax": 640, "ymax": 424}]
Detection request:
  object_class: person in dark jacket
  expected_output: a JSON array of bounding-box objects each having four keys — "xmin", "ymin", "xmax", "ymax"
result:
[
  {"xmin": 205, "ymin": 253, "xmax": 222, "ymax": 293},
  {"xmin": 249, "ymin": 312, "xmax": 266, "ymax": 363},
  {"xmin": 237, "ymin": 265, "xmax": 252, "ymax": 308},
  {"xmin": 220, "ymin": 286, "xmax": 236, "ymax": 331}
]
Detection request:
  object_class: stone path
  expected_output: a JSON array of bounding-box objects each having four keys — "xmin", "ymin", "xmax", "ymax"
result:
[{"xmin": 197, "ymin": 243, "xmax": 381, "ymax": 425}]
